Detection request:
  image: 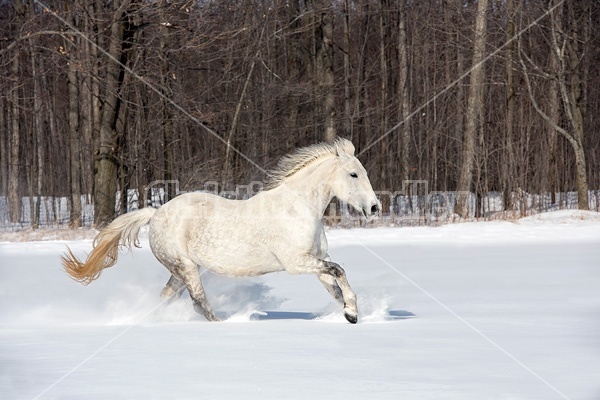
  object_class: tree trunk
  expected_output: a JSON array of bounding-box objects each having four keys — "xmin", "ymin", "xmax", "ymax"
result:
[
  {"xmin": 79, "ymin": 6, "xmax": 95, "ymax": 206},
  {"xmin": 116, "ymin": 99, "xmax": 129, "ymax": 215},
  {"xmin": 8, "ymin": 49, "xmax": 21, "ymax": 223},
  {"xmin": 285, "ymin": 0, "xmax": 302, "ymax": 151},
  {"xmin": 353, "ymin": 2, "xmax": 370, "ymax": 150},
  {"xmin": 503, "ymin": 0, "xmax": 515, "ymax": 211},
  {"xmin": 398, "ymin": 0, "xmax": 411, "ymax": 212},
  {"xmin": 68, "ymin": 32, "xmax": 82, "ymax": 228},
  {"xmin": 90, "ymin": 1, "xmax": 101, "ymax": 204},
  {"xmin": 573, "ymin": 143, "xmax": 589, "ymax": 210},
  {"xmin": 378, "ymin": 0, "xmax": 389, "ymax": 194},
  {"xmin": 0, "ymin": 97, "xmax": 6, "ymax": 197},
  {"xmin": 94, "ymin": 1, "xmax": 130, "ymax": 227},
  {"xmin": 343, "ymin": 0, "xmax": 352, "ymax": 138},
  {"xmin": 398, "ymin": 0, "xmax": 410, "ymax": 185},
  {"xmin": 455, "ymin": 0, "xmax": 488, "ymax": 218},
  {"xmin": 30, "ymin": 39, "xmax": 44, "ymax": 228},
  {"xmin": 560, "ymin": 0, "xmax": 589, "ymax": 210},
  {"xmin": 546, "ymin": 51, "xmax": 559, "ymax": 206},
  {"xmin": 159, "ymin": 19, "xmax": 176, "ymax": 202},
  {"xmin": 454, "ymin": 2, "xmax": 465, "ymax": 195},
  {"xmin": 315, "ymin": 2, "xmax": 336, "ymax": 143}
]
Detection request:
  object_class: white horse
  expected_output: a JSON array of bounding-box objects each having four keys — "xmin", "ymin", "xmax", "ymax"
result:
[{"xmin": 63, "ymin": 138, "xmax": 380, "ymax": 323}]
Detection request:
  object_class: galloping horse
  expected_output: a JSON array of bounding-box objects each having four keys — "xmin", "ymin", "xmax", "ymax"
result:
[{"xmin": 63, "ymin": 138, "xmax": 380, "ymax": 323}]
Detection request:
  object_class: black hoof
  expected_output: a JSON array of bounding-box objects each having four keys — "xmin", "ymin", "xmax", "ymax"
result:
[{"xmin": 344, "ymin": 312, "xmax": 358, "ymax": 324}]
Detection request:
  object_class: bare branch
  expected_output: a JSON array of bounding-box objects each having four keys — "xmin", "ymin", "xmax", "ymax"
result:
[
  {"xmin": 518, "ymin": 39, "xmax": 576, "ymax": 147},
  {"xmin": 0, "ymin": 30, "xmax": 70, "ymax": 56}
]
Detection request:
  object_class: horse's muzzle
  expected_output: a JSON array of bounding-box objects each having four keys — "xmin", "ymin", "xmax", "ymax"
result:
[
  {"xmin": 363, "ymin": 202, "xmax": 381, "ymax": 219},
  {"xmin": 370, "ymin": 203, "xmax": 380, "ymax": 215}
]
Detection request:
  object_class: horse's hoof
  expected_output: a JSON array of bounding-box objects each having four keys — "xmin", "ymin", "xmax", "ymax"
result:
[
  {"xmin": 344, "ymin": 312, "xmax": 358, "ymax": 324},
  {"xmin": 207, "ymin": 314, "xmax": 222, "ymax": 322}
]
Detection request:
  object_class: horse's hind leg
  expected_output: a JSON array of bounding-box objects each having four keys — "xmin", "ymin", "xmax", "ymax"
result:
[
  {"xmin": 174, "ymin": 259, "xmax": 220, "ymax": 322},
  {"xmin": 160, "ymin": 275, "xmax": 185, "ymax": 301}
]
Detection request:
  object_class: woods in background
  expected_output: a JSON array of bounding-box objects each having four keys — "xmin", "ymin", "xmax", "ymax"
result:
[{"xmin": 1, "ymin": 0, "xmax": 599, "ymax": 228}]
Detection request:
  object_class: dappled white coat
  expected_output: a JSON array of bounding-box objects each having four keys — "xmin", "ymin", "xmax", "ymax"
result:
[
  {"xmin": 150, "ymin": 149, "xmax": 375, "ymax": 273},
  {"xmin": 63, "ymin": 139, "xmax": 380, "ymax": 324},
  {"xmin": 149, "ymin": 139, "xmax": 379, "ymax": 322}
]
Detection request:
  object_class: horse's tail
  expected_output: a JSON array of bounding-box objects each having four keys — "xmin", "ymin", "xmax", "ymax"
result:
[{"xmin": 62, "ymin": 208, "xmax": 157, "ymax": 285}]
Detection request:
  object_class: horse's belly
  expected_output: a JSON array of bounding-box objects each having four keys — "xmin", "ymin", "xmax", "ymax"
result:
[
  {"xmin": 189, "ymin": 234, "xmax": 283, "ymax": 277},
  {"xmin": 199, "ymin": 255, "xmax": 282, "ymax": 277},
  {"xmin": 207, "ymin": 263, "xmax": 281, "ymax": 277}
]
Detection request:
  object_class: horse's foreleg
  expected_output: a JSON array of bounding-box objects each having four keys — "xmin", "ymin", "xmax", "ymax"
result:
[
  {"xmin": 318, "ymin": 255, "xmax": 344, "ymax": 305},
  {"xmin": 323, "ymin": 261, "xmax": 358, "ymax": 324},
  {"xmin": 317, "ymin": 274, "xmax": 344, "ymax": 305},
  {"xmin": 160, "ymin": 275, "xmax": 185, "ymax": 301},
  {"xmin": 290, "ymin": 257, "xmax": 358, "ymax": 324}
]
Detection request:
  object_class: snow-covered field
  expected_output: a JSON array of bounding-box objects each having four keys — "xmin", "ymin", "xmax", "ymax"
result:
[{"xmin": 1, "ymin": 210, "xmax": 599, "ymax": 400}]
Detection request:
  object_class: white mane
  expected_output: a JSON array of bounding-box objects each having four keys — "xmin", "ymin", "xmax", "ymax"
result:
[{"xmin": 265, "ymin": 138, "xmax": 355, "ymax": 190}]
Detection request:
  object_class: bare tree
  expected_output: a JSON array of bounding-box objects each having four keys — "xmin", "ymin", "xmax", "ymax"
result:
[
  {"xmin": 7, "ymin": 0, "xmax": 27, "ymax": 224},
  {"xmin": 314, "ymin": 1, "xmax": 336, "ymax": 143},
  {"xmin": 66, "ymin": 6, "xmax": 81, "ymax": 228},
  {"xmin": 94, "ymin": 0, "xmax": 134, "ymax": 227},
  {"xmin": 0, "ymin": 95, "xmax": 6, "ymax": 198},
  {"xmin": 455, "ymin": 0, "xmax": 489, "ymax": 218},
  {"xmin": 398, "ymin": 0, "xmax": 410, "ymax": 185},
  {"xmin": 519, "ymin": 0, "xmax": 590, "ymax": 210},
  {"xmin": 342, "ymin": 0, "xmax": 351, "ymax": 138},
  {"xmin": 503, "ymin": 0, "xmax": 516, "ymax": 211},
  {"xmin": 8, "ymin": 48, "xmax": 21, "ymax": 224},
  {"xmin": 29, "ymin": 35, "xmax": 44, "ymax": 228}
]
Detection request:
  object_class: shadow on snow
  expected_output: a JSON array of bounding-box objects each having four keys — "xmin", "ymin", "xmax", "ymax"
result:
[{"xmin": 232, "ymin": 309, "xmax": 417, "ymax": 322}]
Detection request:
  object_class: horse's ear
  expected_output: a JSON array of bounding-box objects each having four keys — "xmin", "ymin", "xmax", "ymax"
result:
[{"xmin": 334, "ymin": 138, "xmax": 355, "ymax": 157}]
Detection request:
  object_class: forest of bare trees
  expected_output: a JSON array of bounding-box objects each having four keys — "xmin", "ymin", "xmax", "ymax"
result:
[{"xmin": 1, "ymin": 0, "xmax": 599, "ymax": 229}]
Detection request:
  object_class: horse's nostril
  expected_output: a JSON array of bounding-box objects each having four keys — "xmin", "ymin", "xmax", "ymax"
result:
[{"xmin": 371, "ymin": 204, "xmax": 379, "ymax": 214}]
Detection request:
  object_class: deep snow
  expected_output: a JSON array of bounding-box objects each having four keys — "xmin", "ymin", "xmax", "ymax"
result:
[{"xmin": 1, "ymin": 211, "xmax": 600, "ymax": 399}]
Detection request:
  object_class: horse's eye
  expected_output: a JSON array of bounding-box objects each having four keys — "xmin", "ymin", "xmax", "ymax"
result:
[{"xmin": 350, "ymin": 172, "xmax": 358, "ymax": 178}]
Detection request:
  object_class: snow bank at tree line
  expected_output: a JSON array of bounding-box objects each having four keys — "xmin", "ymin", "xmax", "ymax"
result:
[
  {"xmin": 0, "ymin": 209, "xmax": 598, "ymax": 243},
  {"xmin": 328, "ymin": 209, "xmax": 600, "ymax": 246}
]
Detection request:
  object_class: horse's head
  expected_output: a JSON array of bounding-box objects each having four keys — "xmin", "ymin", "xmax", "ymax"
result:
[{"xmin": 330, "ymin": 139, "xmax": 381, "ymax": 220}]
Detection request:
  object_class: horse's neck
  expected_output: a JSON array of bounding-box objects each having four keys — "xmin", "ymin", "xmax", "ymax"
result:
[{"xmin": 277, "ymin": 156, "xmax": 337, "ymax": 218}]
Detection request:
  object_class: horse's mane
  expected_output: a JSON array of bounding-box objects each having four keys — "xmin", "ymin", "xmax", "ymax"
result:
[{"xmin": 265, "ymin": 138, "xmax": 355, "ymax": 190}]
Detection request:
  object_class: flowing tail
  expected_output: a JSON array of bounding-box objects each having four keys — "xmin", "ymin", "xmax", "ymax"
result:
[{"xmin": 62, "ymin": 208, "xmax": 157, "ymax": 285}]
